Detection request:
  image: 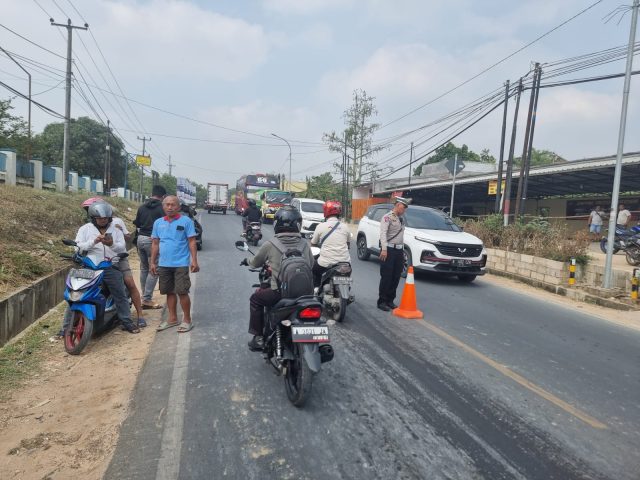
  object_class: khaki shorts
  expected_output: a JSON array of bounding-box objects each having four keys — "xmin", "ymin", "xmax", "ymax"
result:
[
  {"xmin": 158, "ymin": 267, "xmax": 191, "ymax": 295},
  {"xmin": 114, "ymin": 258, "xmax": 133, "ymax": 278}
]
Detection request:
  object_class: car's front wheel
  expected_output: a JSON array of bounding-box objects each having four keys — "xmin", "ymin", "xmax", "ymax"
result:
[
  {"xmin": 402, "ymin": 248, "xmax": 412, "ymax": 278},
  {"xmin": 357, "ymin": 235, "xmax": 370, "ymax": 260}
]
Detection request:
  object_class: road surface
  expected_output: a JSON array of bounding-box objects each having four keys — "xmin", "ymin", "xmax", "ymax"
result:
[{"xmin": 106, "ymin": 213, "xmax": 640, "ymax": 480}]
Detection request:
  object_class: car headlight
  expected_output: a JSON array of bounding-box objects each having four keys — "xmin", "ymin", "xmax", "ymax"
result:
[{"xmin": 415, "ymin": 236, "xmax": 438, "ymax": 244}]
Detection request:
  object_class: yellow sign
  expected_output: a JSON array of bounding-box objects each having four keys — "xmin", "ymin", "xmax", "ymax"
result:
[
  {"xmin": 488, "ymin": 180, "xmax": 506, "ymax": 195},
  {"xmin": 136, "ymin": 155, "xmax": 151, "ymax": 167}
]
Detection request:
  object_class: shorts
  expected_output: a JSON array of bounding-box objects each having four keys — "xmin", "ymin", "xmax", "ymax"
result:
[
  {"xmin": 158, "ymin": 266, "xmax": 191, "ymax": 295},
  {"xmin": 589, "ymin": 224, "xmax": 602, "ymax": 234},
  {"xmin": 114, "ymin": 258, "xmax": 133, "ymax": 278}
]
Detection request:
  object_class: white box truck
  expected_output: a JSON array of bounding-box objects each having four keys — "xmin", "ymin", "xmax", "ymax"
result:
[{"xmin": 205, "ymin": 182, "xmax": 229, "ymax": 214}]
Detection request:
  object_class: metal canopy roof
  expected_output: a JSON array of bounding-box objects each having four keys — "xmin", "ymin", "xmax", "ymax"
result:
[{"xmin": 376, "ymin": 153, "xmax": 640, "ymax": 206}]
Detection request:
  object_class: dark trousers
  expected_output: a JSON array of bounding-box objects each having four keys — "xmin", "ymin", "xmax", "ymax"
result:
[
  {"xmin": 378, "ymin": 248, "xmax": 404, "ymax": 306},
  {"xmin": 249, "ymin": 288, "xmax": 281, "ymax": 336},
  {"xmin": 312, "ymin": 260, "xmax": 329, "ymax": 288}
]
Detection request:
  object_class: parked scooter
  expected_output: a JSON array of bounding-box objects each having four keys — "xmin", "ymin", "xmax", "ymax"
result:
[
  {"xmin": 60, "ymin": 239, "xmax": 129, "ymax": 355},
  {"xmin": 311, "ymin": 247, "xmax": 354, "ymax": 322},
  {"xmin": 236, "ymin": 240, "xmax": 334, "ymax": 407},
  {"xmin": 243, "ymin": 221, "xmax": 262, "ymax": 246}
]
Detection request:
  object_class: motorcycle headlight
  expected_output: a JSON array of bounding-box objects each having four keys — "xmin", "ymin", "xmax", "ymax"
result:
[{"xmin": 69, "ymin": 290, "xmax": 84, "ymax": 301}]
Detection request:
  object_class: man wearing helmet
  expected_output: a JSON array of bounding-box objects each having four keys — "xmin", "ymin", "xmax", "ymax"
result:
[
  {"xmin": 240, "ymin": 205, "xmax": 313, "ymax": 351},
  {"xmin": 242, "ymin": 198, "xmax": 262, "ymax": 234},
  {"xmin": 310, "ymin": 200, "xmax": 352, "ymax": 290},
  {"xmin": 73, "ymin": 201, "xmax": 140, "ymax": 333}
]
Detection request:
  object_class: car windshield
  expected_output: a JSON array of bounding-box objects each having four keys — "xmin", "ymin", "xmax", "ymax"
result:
[
  {"xmin": 301, "ymin": 202, "xmax": 324, "ymax": 213},
  {"xmin": 266, "ymin": 192, "xmax": 292, "ymax": 204},
  {"xmin": 404, "ymin": 208, "xmax": 461, "ymax": 231}
]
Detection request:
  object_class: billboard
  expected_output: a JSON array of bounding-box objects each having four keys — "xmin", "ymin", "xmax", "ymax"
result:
[
  {"xmin": 177, "ymin": 177, "xmax": 196, "ymax": 205},
  {"xmin": 136, "ymin": 155, "xmax": 151, "ymax": 166}
]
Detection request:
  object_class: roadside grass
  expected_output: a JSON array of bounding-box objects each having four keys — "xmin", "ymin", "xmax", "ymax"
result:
[
  {"xmin": 0, "ymin": 184, "xmax": 138, "ymax": 298},
  {"xmin": 0, "ymin": 303, "xmax": 64, "ymax": 401}
]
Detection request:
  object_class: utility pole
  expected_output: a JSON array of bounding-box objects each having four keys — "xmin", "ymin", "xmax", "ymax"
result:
[
  {"xmin": 449, "ymin": 154, "xmax": 458, "ymax": 216},
  {"xmin": 408, "ymin": 142, "xmax": 414, "ymax": 185},
  {"xmin": 271, "ymin": 134, "xmax": 292, "ymax": 191},
  {"xmin": 503, "ymin": 78, "xmax": 523, "ymax": 226},
  {"xmin": 515, "ymin": 65, "xmax": 539, "ymax": 219},
  {"xmin": 137, "ymin": 135, "xmax": 151, "ymax": 200},
  {"xmin": 167, "ymin": 155, "xmax": 173, "ymax": 176},
  {"xmin": 605, "ymin": 0, "xmax": 639, "ymax": 289},
  {"xmin": 51, "ymin": 18, "xmax": 88, "ymax": 191},
  {"xmin": 495, "ymin": 80, "xmax": 510, "ymax": 213},
  {"xmin": 342, "ymin": 132, "xmax": 347, "ymax": 208},
  {"xmin": 105, "ymin": 119, "xmax": 111, "ymax": 193},
  {"xmin": 520, "ymin": 64, "xmax": 542, "ymax": 217}
]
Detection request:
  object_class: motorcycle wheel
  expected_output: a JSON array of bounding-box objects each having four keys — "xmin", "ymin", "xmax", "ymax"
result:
[
  {"xmin": 600, "ymin": 238, "xmax": 620, "ymax": 254},
  {"xmin": 625, "ymin": 247, "xmax": 640, "ymax": 266},
  {"xmin": 64, "ymin": 311, "xmax": 93, "ymax": 355},
  {"xmin": 284, "ymin": 343, "xmax": 313, "ymax": 407},
  {"xmin": 332, "ymin": 296, "xmax": 347, "ymax": 322}
]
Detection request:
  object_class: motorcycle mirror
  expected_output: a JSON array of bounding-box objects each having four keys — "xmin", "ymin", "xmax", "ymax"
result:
[
  {"xmin": 62, "ymin": 239, "xmax": 77, "ymax": 247},
  {"xmin": 235, "ymin": 240, "xmax": 249, "ymax": 251}
]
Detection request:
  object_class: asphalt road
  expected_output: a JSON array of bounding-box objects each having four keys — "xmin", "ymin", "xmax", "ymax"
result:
[{"xmin": 106, "ymin": 213, "xmax": 640, "ymax": 480}]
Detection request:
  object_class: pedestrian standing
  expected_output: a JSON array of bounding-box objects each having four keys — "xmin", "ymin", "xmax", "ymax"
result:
[
  {"xmin": 134, "ymin": 184, "xmax": 166, "ymax": 309},
  {"xmin": 587, "ymin": 205, "xmax": 603, "ymax": 240},
  {"xmin": 617, "ymin": 203, "xmax": 632, "ymax": 228},
  {"xmin": 378, "ymin": 197, "xmax": 411, "ymax": 312},
  {"xmin": 151, "ymin": 195, "xmax": 200, "ymax": 333}
]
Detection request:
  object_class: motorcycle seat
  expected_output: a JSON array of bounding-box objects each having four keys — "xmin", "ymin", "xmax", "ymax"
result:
[{"xmin": 272, "ymin": 295, "xmax": 317, "ymax": 309}]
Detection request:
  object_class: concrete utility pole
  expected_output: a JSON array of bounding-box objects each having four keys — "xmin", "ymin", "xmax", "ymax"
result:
[
  {"xmin": 137, "ymin": 136, "xmax": 151, "ymax": 200},
  {"xmin": 604, "ymin": 0, "xmax": 639, "ymax": 289},
  {"xmin": 503, "ymin": 79, "xmax": 523, "ymax": 226},
  {"xmin": 495, "ymin": 80, "xmax": 510, "ymax": 213},
  {"xmin": 105, "ymin": 119, "xmax": 111, "ymax": 193},
  {"xmin": 449, "ymin": 154, "xmax": 458, "ymax": 216},
  {"xmin": 408, "ymin": 142, "xmax": 414, "ymax": 185},
  {"xmin": 0, "ymin": 46, "xmax": 31, "ymax": 160},
  {"xmin": 520, "ymin": 64, "xmax": 542, "ymax": 217},
  {"xmin": 271, "ymin": 133, "xmax": 292, "ymax": 191},
  {"xmin": 167, "ymin": 155, "xmax": 173, "ymax": 176},
  {"xmin": 51, "ymin": 18, "xmax": 88, "ymax": 191}
]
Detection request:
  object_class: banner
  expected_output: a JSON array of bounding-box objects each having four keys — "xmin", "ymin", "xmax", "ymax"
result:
[
  {"xmin": 177, "ymin": 177, "xmax": 196, "ymax": 205},
  {"xmin": 488, "ymin": 180, "xmax": 506, "ymax": 195},
  {"xmin": 136, "ymin": 155, "xmax": 151, "ymax": 167}
]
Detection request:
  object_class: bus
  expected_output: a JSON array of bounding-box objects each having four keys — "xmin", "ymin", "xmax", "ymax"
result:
[{"xmin": 235, "ymin": 174, "xmax": 280, "ymax": 215}]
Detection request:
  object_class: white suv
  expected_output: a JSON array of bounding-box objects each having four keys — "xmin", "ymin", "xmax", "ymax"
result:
[
  {"xmin": 356, "ymin": 203, "xmax": 487, "ymax": 282},
  {"xmin": 291, "ymin": 198, "xmax": 326, "ymax": 236}
]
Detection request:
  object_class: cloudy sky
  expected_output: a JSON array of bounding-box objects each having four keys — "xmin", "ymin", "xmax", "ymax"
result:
[{"xmin": 1, "ymin": 0, "xmax": 639, "ymax": 186}]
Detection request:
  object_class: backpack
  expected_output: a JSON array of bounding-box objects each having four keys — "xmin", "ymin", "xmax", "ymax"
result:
[{"xmin": 270, "ymin": 237, "xmax": 314, "ymax": 299}]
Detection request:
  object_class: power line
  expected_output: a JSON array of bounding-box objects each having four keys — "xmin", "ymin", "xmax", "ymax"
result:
[
  {"xmin": 0, "ymin": 23, "xmax": 65, "ymax": 59},
  {"xmin": 0, "ymin": 79, "xmax": 64, "ymax": 118}
]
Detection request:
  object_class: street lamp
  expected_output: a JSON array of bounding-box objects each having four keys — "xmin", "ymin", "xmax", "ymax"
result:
[{"xmin": 271, "ymin": 133, "xmax": 291, "ymax": 191}]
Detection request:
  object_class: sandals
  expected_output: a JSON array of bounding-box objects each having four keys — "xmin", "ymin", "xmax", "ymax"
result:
[
  {"xmin": 142, "ymin": 303, "xmax": 163, "ymax": 310},
  {"xmin": 156, "ymin": 320, "xmax": 179, "ymax": 332},
  {"xmin": 122, "ymin": 323, "xmax": 141, "ymax": 334},
  {"xmin": 177, "ymin": 322, "xmax": 194, "ymax": 333}
]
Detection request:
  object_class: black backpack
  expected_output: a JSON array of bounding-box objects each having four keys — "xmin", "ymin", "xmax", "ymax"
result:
[{"xmin": 270, "ymin": 237, "xmax": 314, "ymax": 299}]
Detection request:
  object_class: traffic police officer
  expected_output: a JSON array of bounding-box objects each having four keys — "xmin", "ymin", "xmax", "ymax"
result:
[{"xmin": 378, "ymin": 197, "xmax": 411, "ymax": 311}]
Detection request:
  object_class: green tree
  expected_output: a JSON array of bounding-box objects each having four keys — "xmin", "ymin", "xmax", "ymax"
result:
[
  {"xmin": 0, "ymin": 98, "xmax": 30, "ymax": 155},
  {"xmin": 323, "ymin": 89, "xmax": 385, "ymax": 187},
  {"xmin": 303, "ymin": 172, "xmax": 341, "ymax": 200},
  {"xmin": 515, "ymin": 148, "xmax": 565, "ymax": 167},
  {"xmin": 35, "ymin": 116, "xmax": 128, "ymax": 186},
  {"xmin": 413, "ymin": 142, "xmax": 495, "ymax": 176}
]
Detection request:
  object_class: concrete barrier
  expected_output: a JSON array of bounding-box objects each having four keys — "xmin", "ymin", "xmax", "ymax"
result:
[{"xmin": 0, "ymin": 267, "xmax": 70, "ymax": 347}]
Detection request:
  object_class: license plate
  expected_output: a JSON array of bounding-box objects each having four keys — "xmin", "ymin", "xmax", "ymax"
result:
[
  {"xmin": 332, "ymin": 276, "xmax": 352, "ymax": 285},
  {"xmin": 291, "ymin": 325, "xmax": 330, "ymax": 343},
  {"xmin": 71, "ymin": 268, "xmax": 94, "ymax": 279},
  {"xmin": 452, "ymin": 259, "xmax": 471, "ymax": 266}
]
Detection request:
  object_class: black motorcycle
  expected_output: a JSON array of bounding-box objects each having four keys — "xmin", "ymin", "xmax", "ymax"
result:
[
  {"xmin": 244, "ymin": 221, "xmax": 262, "ymax": 247},
  {"xmin": 236, "ymin": 240, "xmax": 334, "ymax": 407},
  {"xmin": 600, "ymin": 225, "xmax": 640, "ymax": 254},
  {"xmin": 311, "ymin": 248, "xmax": 354, "ymax": 322}
]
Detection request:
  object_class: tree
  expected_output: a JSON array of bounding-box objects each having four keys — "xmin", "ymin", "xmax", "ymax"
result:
[
  {"xmin": 35, "ymin": 116, "xmax": 128, "ymax": 186},
  {"xmin": 0, "ymin": 98, "xmax": 30, "ymax": 155},
  {"xmin": 413, "ymin": 142, "xmax": 494, "ymax": 176},
  {"xmin": 515, "ymin": 148, "xmax": 565, "ymax": 167},
  {"xmin": 323, "ymin": 89, "xmax": 385, "ymax": 187},
  {"xmin": 303, "ymin": 172, "xmax": 341, "ymax": 200}
]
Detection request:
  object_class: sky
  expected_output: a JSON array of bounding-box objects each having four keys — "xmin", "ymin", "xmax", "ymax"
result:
[{"xmin": 1, "ymin": 0, "xmax": 639, "ymax": 187}]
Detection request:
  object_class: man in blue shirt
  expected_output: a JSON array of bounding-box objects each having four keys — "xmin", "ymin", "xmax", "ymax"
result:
[{"xmin": 150, "ymin": 195, "xmax": 200, "ymax": 332}]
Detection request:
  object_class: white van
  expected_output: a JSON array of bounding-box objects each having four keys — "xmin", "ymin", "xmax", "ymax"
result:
[{"xmin": 291, "ymin": 198, "xmax": 325, "ymax": 235}]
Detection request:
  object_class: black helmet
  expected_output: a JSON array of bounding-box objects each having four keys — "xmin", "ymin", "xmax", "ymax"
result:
[
  {"xmin": 87, "ymin": 201, "xmax": 113, "ymax": 227},
  {"xmin": 274, "ymin": 205, "xmax": 301, "ymax": 234},
  {"xmin": 248, "ymin": 199, "xmax": 256, "ymax": 207}
]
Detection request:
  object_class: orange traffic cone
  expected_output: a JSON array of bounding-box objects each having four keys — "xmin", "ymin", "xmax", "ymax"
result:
[{"xmin": 392, "ymin": 266, "xmax": 423, "ymax": 319}]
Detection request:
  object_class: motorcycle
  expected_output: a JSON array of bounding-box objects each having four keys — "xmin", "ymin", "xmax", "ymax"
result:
[
  {"xmin": 243, "ymin": 221, "xmax": 262, "ymax": 247},
  {"xmin": 60, "ymin": 239, "xmax": 129, "ymax": 355},
  {"xmin": 600, "ymin": 225, "xmax": 640, "ymax": 254},
  {"xmin": 311, "ymin": 247, "xmax": 354, "ymax": 323},
  {"xmin": 236, "ymin": 240, "xmax": 334, "ymax": 407},
  {"xmin": 624, "ymin": 235, "xmax": 640, "ymax": 266}
]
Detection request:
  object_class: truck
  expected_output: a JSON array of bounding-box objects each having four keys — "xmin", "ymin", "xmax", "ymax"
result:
[
  {"xmin": 205, "ymin": 182, "xmax": 229, "ymax": 214},
  {"xmin": 260, "ymin": 190, "xmax": 293, "ymax": 223}
]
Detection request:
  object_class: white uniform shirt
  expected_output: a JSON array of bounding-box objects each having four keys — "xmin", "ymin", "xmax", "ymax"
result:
[
  {"xmin": 110, "ymin": 217, "xmax": 130, "ymax": 254},
  {"xmin": 74, "ymin": 222, "xmax": 125, "ymax": 266},
  {"xmin": 589, "ymin": 210, "xmax": 603, "ymax": 226},
  {"xmin": 311, "ymin": 217, "xmax": 352, "ymax": 268},
  {"xmin": 617, "ymin": 209, "xmax": 631, "ymax": 226}
]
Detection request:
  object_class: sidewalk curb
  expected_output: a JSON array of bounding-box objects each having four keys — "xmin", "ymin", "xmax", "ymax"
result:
[{"xmin": 486, "ymin": 268, "xmax": 639, "ymax": 311}]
